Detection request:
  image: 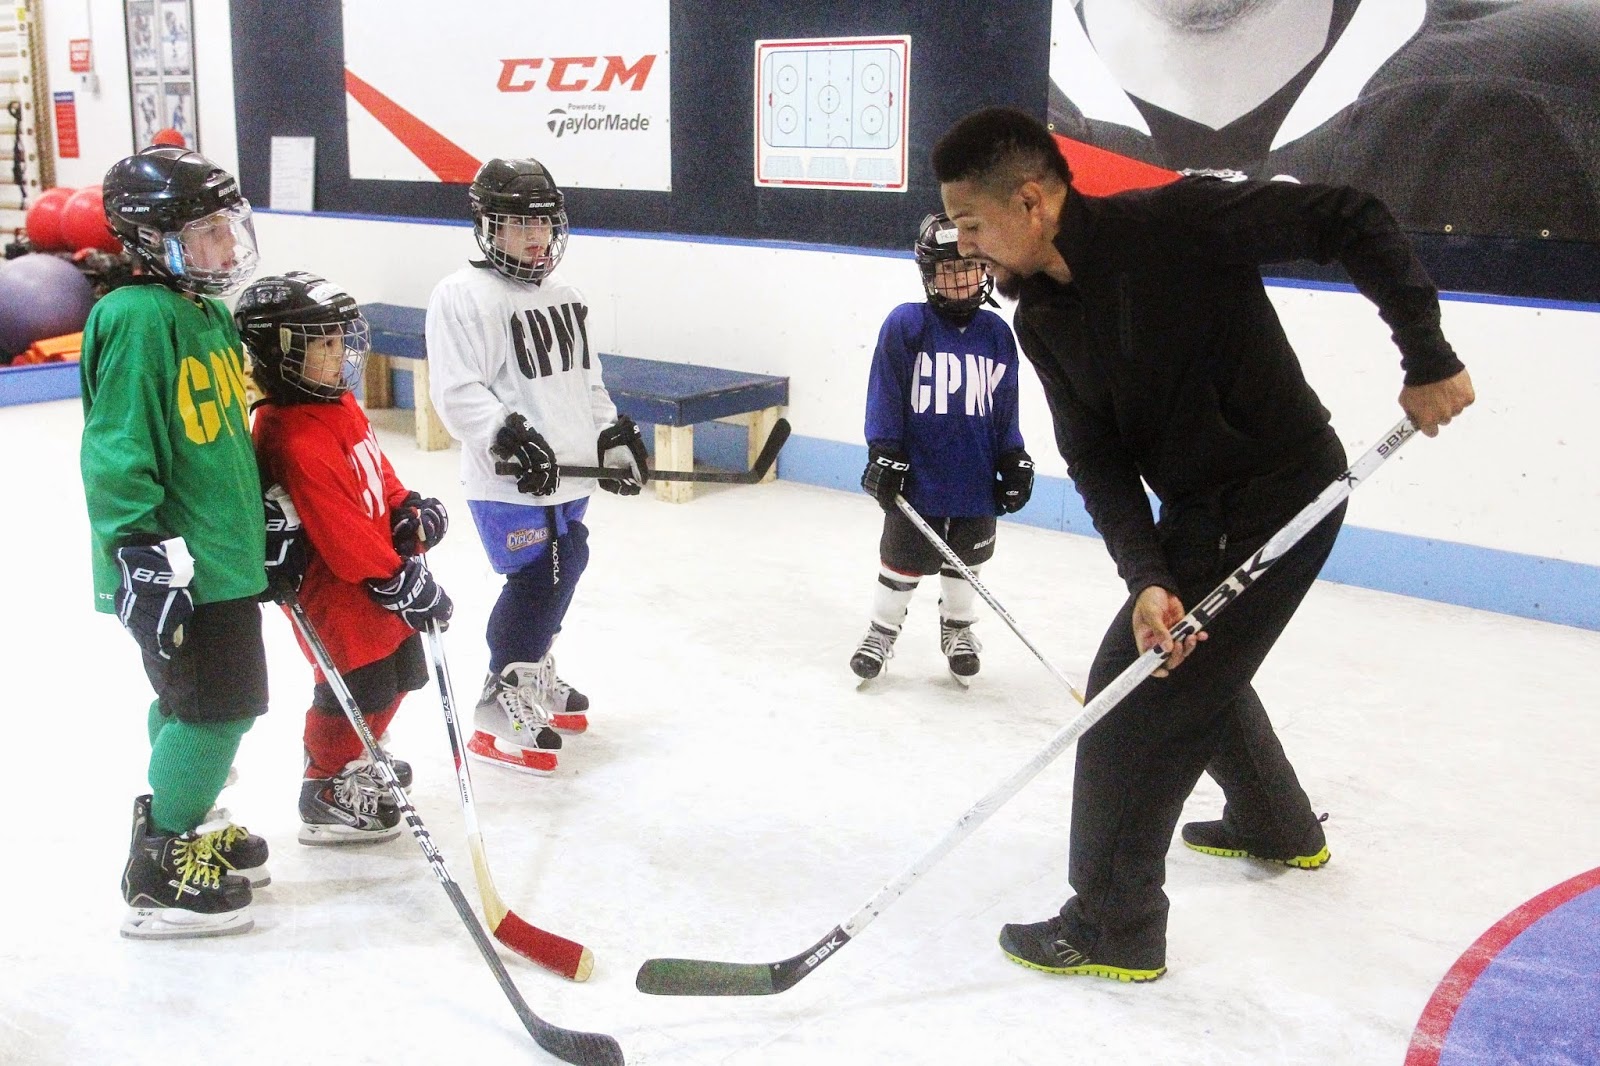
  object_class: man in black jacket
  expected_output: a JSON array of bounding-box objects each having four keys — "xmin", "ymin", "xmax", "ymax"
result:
[{"xmin": 933, "ymin": 106, "xmax": 1474, "ymax": 981}]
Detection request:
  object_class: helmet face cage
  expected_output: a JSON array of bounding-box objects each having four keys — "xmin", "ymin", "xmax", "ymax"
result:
[
  {"xmin": 474, "ymin": 208, "xmax": 568, "ymax": 283},
  {"xmin": 915, "ymin": 213, "xmax": 993, "ymax": 321},
  {"xmin": 154, "ymin": 202, "xmax": 260, "ymax": 296},
  {"xmin": 271, "ymin": 315, "xmax": 372, "ymax": 400}
]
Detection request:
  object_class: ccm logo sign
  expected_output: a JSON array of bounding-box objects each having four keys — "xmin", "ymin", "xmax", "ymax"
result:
[{"xmin": 497, "ymin": 55, "xmax": 657, "ymax": 93}]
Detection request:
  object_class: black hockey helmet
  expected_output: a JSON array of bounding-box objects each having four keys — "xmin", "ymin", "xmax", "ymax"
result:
[
  {"xmin": 234, "ymin": 272, "xmax": 371, "ymax": 403},
  {"xmin": 914, "ymin": 212, "xmax": 993, "ymax": 323},
  {"xmin": 103, "ymin": 146, "xmax": 258, "ymax": 295},
  {"xmin": 468, "ymin": 157, "xmax": 568, "ymax": 283}
]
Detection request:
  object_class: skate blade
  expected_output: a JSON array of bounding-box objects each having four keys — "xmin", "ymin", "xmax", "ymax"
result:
[
  {"xmin": 467, "ymin": 731, "xmax": 559, "ymax": 776},
  {"xmin": 948, "ymin": 668, "xmax": 972, "ymax": 688},
  {"xmin": 297, "ymin": 823, "xmax": 402, "ymax": 846},
  {"xmin": 551, "ymin": 712, "xmax": 588, "ymax": 734},
  {"xmin": 121, "ymin": 905, "xmax": 254, "ymax": 940}
]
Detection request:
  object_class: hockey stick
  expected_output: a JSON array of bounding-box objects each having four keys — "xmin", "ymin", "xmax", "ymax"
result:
[
  {"xmin": 636, "ymin": 419, "xmax": 1418, "ymax": 996},
  {"xmin": 539, "ymin": 417, "xmax": 792, "ymax": 484},
  {"xmin": 423, "ymin": 621, "xmax": 595, "ymax": 981},
  {"xmin": 283, "ymin": 597, "xmax": 624, "ymax": 1065},
  {"xmin": 895, "ymin": 495, "xmax": 1086, "ymax": 704}
]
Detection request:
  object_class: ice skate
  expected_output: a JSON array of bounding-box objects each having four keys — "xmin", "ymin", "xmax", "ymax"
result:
[
  {"xmin": 375, "ymin": 730, "xmax": 413, "ymax": 789},
  {"xmin": 940, "ymin": 618, "xmax": 981, "ymax": 686},
  {"xmin": 468, "ymin": 664, "xmax": 561, "ymax": 776},
  {"xmin": 298, "ymin": 759, "xmax": 402, "ymax": 845},
  {"xmin": 541, "ymin": 654, "xmax": 589, "ymax": 734},
  {"xmin": 850, "ymin": 622, "xmax": 899, "ymax": 681},
  {"xmin": 121, "ymin": 794, "xmax": 254, "ymax": 940},
  {"xmin": 197, "ymin": 806, "xmax": 271, "ymax": 887}
]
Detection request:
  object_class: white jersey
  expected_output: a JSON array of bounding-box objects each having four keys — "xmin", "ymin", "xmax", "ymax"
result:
[{"xmin": 426, "ymin": 264, "xmax": 618, "ymax": 506}]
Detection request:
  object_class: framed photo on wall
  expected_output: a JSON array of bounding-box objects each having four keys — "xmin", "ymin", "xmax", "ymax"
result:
[
  {"xmin": 126, "ymin": 0, "xmax": 157, "ymax": 77},
  {"xmin": 125, "ymin": 0, "xmax": 198, "ymax": 151}
]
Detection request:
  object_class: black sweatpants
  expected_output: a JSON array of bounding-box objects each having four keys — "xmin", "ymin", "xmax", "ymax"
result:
[{"xmin": 1055, "ymin": 500, "xmax": 1347, "ymax": 970}]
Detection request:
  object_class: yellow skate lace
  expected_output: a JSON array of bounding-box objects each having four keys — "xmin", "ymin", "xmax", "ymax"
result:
[{"xmin": 169, "ymin": 834, "xmax": 225, "ymax": 889}]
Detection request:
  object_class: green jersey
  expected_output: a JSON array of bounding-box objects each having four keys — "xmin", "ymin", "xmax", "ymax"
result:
[{"xmin": 80, "ymin": 281, "xmax": 266, "ymax": 611}]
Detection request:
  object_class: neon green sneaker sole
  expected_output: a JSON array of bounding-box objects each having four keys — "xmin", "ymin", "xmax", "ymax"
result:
[
  {"xmin": 1183, "ymin": 839, "xmax": 1331, "ymax": 869},
  {"xmin": 1000, "ymin": 947, "xmax": 1167, "ymax": 982}
]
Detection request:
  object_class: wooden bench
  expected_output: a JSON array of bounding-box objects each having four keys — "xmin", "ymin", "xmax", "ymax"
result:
[{"xmin": 361, "ymin": 303, "xmax": 789, "ymax": 503}]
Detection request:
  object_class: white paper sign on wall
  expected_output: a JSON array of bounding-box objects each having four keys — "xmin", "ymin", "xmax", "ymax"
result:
[{"xmin": 754, "ymin": 36, "xmax": 910, "ymax": 193}]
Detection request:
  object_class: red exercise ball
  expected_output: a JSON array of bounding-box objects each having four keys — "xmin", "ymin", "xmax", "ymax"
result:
[
  {"xmin": 24, "ymin": 187, "xmax": 76, "ymax": 251},
  {"xmin": 150, "ymin": 127, "xmax": 187, "ymax": 148},
  {"xmin": 61, "ymin": 185, "xmax": 122, "ymax": 254}
]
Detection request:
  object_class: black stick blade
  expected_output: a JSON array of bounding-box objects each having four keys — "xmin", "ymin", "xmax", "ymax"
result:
[
  {"xmin": 635, "ymin": 958, "xmax": 779, "ymax": 996},
  {"xmin": 530, "ymin": 1025, "xmax": 626, "ymax": 1066},
  {"xmin": 747, "ymin": 417, "xmax": 791, "ymax": 480},
  {"xmin": 635, "ymin": 926, "xmax": 849, "ymax": 997}
]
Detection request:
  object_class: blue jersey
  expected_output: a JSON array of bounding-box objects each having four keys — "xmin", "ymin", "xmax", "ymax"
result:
[{"xmin": 864, "ymin": 303, "xmax": 1025, "ymax": 518}]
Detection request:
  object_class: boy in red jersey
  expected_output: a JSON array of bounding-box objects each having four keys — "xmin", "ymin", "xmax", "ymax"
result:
[{"xmin": 241, "ymin": 272, "xmax": 454, "ymax": 844}]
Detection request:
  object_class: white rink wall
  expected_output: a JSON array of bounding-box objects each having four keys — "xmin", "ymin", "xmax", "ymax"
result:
[{"xmin": 32, "ymin": 0, "xmax": 1600, "ymax": 628}]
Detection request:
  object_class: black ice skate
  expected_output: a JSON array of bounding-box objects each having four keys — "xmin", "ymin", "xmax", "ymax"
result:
[
  {"xmin": 298, "ymin": 759, "xmax": 402, "ymax": 845},
  {"xmin": 998, "ymin": 916, "xmax": 1166, "ymax": 983},
  {"xmin": 198, "ymin": 806, "xmax": 271, "ymax": 887},
  {"xmin": 1181, "ymin": 817, "xmax": 1331, "ymax": 869},
  {"xmin": 850, "ymin": 622, "xmax": 899, "ymax": 680},
  {"xmin": 939, "ymin": 618, "xmax": 982, "ymax": 685},
  {"xmin": 375, "ymin": 731, "xmax": 413, "ymax": 789},
  {"xmin": 121, "ymin": 794, "xmax": 254, "ymax": 940}
]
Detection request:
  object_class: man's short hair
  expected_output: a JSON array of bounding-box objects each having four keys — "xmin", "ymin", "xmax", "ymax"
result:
[{"xmin": 932, "ymin": 107, "xmax": 1072, "ymax": 197}]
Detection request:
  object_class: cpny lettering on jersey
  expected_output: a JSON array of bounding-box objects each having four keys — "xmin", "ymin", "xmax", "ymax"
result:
[
  {"xmin": 497, "ymin": 54, "xmax": 657, "ymax": 93},
  {"xmin": 176, "ymin": 347, "xmax": 250, "ymax": 445},
  {"xmin": 510, "ymin": 302, "xmax": 591, "ymax": 380},
  {"xmin": 912, "ymin": 351, "xmax": 1008, "ymax": 417}
]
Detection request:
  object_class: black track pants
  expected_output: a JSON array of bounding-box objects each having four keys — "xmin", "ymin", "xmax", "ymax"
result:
[{"xmin": 1055, "ymin": 502, "xmax": 1346, "ymax": 970}]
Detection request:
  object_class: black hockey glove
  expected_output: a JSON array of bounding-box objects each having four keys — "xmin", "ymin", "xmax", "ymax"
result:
[
  {"xmin": 390, "ymin": 491, "xmax": 449, "ymax": 555},
  {"xmin": 491, "ymin": 413, "xmax": 559, "ymax": 497},
  {"xmin": 261, "ymin": 485, "xmax": 309, "ymax": 604},
  {"xmin": 860, "ymin": 442, "xmax": 910, "ymax": 511},
  {"xmin": 596, "ymin": 415, "xmax": 648, "ymax": 496},
  {"xmin": 994, "ymin": 448, "xmax": 1036, "ymax": 514},
  {"xmin": 114, "ymin": 540, "xmax": 195, "ymax": 660},
  {"xmin": 365, "ymin": 555, "xmax": 453, "ymax": 632}
]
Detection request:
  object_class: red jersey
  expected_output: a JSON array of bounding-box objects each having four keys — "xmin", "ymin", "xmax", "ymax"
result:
[{"xmin": 253, "ymin": 393, "xmax": 416, "ymax": 675}]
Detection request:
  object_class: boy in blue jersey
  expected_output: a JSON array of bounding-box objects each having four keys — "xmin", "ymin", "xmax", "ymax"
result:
[{"xmin": 852, "ymin": 213, "xmax": 1034, "ymax": 684}]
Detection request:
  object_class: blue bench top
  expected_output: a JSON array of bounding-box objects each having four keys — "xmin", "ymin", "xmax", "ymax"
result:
[{"xmin": 362, "ymin": 303, "xmax": 787, "ymax": 427}]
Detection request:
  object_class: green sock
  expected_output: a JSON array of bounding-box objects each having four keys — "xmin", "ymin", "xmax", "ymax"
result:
[
  {"xmin": 147, "ymin": 700, "xmax": 168, "ymax": 746},
  {"xmin": 147, "ymin": 717, "xmax": 255, "ymax": 835}
]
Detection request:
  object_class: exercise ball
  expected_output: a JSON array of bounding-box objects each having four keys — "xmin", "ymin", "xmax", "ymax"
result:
[
  {"xmin": 61, "ymin": 185, "xmax": 121, "ymax": 253},
  {"xmin": 0, "ymin": 255, "xmax": 96, "ymax": 360},
  {"xmin": 24, "ymin": 187, "xmax": 76, "ymax": 251},
  {"xmin": 150, "ymin": 127, "xmax": 186, "ymax": 148}
]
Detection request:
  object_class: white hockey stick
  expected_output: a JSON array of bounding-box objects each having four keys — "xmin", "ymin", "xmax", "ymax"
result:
[
  {"xmin": 637, "ymin": 419, "xmax": 1416, "ymax": 996},
  {"xmin": 894, "ymin": 495, "xmax": 1086, "ymax": 704}
]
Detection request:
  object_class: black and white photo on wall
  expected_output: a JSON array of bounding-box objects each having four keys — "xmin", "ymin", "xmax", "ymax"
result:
[{"xmin": 124, "ymin": 0, "xmax": 198, "ymax": 151}]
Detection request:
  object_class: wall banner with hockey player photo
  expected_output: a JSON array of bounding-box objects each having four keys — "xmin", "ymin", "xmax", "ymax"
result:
[
  {"xmin": 340, "ymin": 0, "xmax": 670, "ymax": 190},
  {"xmin": 1046, "ymin": 0, "xmax": 1600, "ymax": 244}
]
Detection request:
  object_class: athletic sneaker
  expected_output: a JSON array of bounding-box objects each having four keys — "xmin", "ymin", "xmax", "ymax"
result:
[
  {"xmin": 121, "ymin": 794, "xmax": 254, "ymax": 940},
  {"xmin": 298, "ymin": 759, "xmax": 402, "ymax": 845},
  {"xmin": 1181, "ymin": 817, "xmax": 1331, "ymax": 869},
  {"xmin": 998, "ymin": 916, "xmax": 1166, "ymax": 983}
]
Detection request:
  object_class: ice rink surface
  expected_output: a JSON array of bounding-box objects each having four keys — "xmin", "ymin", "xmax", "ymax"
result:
[{"xmin": 3, "ymin": 400, "xmax": 1597, "ymax": 1065}]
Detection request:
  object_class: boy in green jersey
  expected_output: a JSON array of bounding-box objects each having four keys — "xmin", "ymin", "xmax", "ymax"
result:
[{"xmin": 81, "ymin": 146, "xmax": 271, "ymax": 939}]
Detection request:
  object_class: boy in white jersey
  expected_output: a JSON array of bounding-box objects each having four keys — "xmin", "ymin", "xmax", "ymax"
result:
[{"xmin": 426, "ymin": 157, "xmax": 646, "ymax": 775}]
